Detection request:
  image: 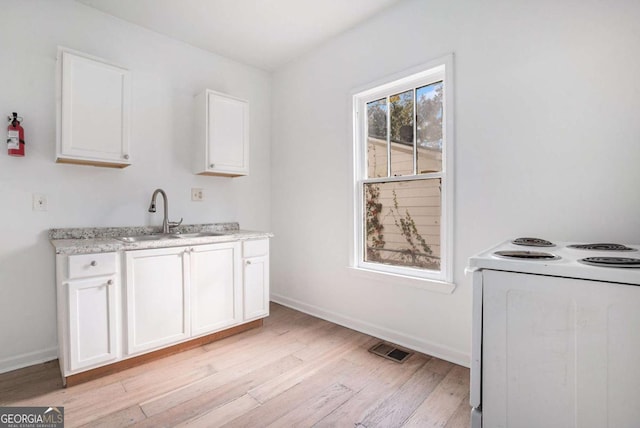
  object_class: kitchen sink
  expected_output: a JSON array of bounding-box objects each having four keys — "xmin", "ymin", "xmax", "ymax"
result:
[
  {"xmin": 172, "ymin": 231, "xmax": 227, "ymax": 238},
  {"xmin": 116, "ymin": 231, "xmax": 227, "ymax": 242},
  {"xmin": 116, "ymin": 234, "xmax": 179, "ymax": 242}
]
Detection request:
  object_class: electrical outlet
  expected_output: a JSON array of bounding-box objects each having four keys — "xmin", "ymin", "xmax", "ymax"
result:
[
  {"xmin": 33, "ymin": 193, "xmax": 47, "ymax": 211},
  {"xmin": 191, "ymin": 188, "xmax": 204, "ymax": 201}
]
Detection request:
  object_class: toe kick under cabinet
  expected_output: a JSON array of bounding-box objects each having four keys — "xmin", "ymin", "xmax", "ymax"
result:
[{"xmin": 55, "ymin": 238, "xmax": 269, "ymax": 385}]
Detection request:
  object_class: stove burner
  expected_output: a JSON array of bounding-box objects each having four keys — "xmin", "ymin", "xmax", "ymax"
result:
[
  {"xmin": 578, "ymin": 257, "xmax": 640, "ymax": 268},
  {"xmin": 568, "ymin": 243, "xmax": 636, "ymax": 252},
  {"xmin": 512, "ymin": 237, "xmax": 555, "ymax": 247},
  {"xmin": 494, "ymin": 250, "xmax": 560, "ymax": 260}
]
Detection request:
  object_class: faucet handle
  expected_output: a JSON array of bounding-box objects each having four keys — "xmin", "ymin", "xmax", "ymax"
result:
[{"xmin": 168, "ymin": 218, "xmax": 183, "ymax": 230}]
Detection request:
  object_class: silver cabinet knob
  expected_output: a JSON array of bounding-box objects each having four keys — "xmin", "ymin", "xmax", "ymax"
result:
[
  {"xmin": 107, "ymin": 279, "xmax": 113, "ymax": 285},
  {"xmin": 246, "ymin": 260, "xmax": 252, "ymax": 265},
  {"xmin": 90, "ymin": 260, "xmax": 97, "ymax": 267},
  {"xmin": 123, "ymin": 154, "xmax": 130, "ymax": 160},
  {"xmin": 209, "ymin": 163, "xmax": 215, "ymax": 168}
]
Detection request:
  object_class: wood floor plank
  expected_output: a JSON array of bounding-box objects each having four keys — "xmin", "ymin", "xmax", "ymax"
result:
[
  {"xmin": 0, "ymin": 360, "xmax": 63, "ymax": 404},
  {"xmin": 403, "ymin": 365, "xmax": 470, "ymax": 427},
  {"xmin": 444, "ymin": 393, "xmax": 471, "ymax": 428},
  {"xmin": 267, "ymin": 382, "xmax": 354, "ymax": 428},
  {"xmin": 176, "ymin": 394, "xmax": 260, "ymax": 428},
  {"xmin": 221, "ymin": 367, "xmax": 340, "ymax": 427},
  {"xmin": 248, "ymin": 330, "xmax": 371, "ymax": 404},
  {"xmin": 137, "ymin": 334, "xmax": 306, "ymax": 416},
  {"xmin": 77, "ymin": 405, "xmax": 146, "ymax": 428},
  {"xmin": 314, "ymin": 354, "xmax": 430, "ymax": 427},
  {"xmin": 0, "ymin": 303, "xmax": 471, "ymax": 428},
  {"xmin": 139, "ymin": 353, "xmax": 303, "ymax": 423},
  {"xmin": 357, "ymin": 356, "xmax": 454, "ymax": 427}
]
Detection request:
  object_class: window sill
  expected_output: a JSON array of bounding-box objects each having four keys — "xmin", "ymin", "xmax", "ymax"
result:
[{"xmin": 348, "ymin": 266, "xmax": 456, "ymax": 294}]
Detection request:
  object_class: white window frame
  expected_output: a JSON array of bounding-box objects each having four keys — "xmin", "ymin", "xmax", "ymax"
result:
[{"xmin": 351, "ymin": 54, "xmax": 454, "ymax": 289}]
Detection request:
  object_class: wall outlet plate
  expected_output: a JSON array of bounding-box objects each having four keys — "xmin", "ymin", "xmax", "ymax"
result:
[{"xmin": 191, "ymin": 188, "xmax": 204, "ymax": 201}]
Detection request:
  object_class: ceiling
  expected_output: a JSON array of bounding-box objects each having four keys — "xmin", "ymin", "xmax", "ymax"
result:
[{"xmin": 76, "ymin": 0, "xmax": 402, "ymax": 71}]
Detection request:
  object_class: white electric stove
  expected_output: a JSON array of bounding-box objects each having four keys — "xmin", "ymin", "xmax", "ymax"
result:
[{"xmin": 467, "ymin": 238, "xmax": 640, "ymax": 428}]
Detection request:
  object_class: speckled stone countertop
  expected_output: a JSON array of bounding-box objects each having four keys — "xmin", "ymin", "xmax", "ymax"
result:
[{"xmin": 49, "ymin": 222, "xmax": 273, "ymax": 255}]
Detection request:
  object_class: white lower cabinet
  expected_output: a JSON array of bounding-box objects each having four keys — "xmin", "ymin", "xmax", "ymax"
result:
[
  {"xmin": 124, "ymin": 247, "xmax": 190, "ymax": 355},
  {"xmin": 56, "ymin": 251, "xmax": 120, "ymax": 379},
  {"xmin": 190, "ymin": 242, "xmax": 242, "ymax": 336},
  {"xmin": 56, "ymin": 237, "xmax": 269, "ymax": 382},
  {"xmin": 242, "ymin": 239, "xmax": 270, "ymax": 321},
  {"xmin": 67, "ymin": 275, "xmax": 118, "ymax": 371}
]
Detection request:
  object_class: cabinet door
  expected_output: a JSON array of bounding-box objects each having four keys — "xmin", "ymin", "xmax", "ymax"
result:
[
  {"xmin": 195, "ymin": 90, "xmax": 249, "ymax": 177},
  {"xmin": 190, "ymin": 242, "xmax": 242, "ymax": 336},
  {"xmin": 243, "ymin": 255, "xmax": 269, "ymax": 321},
  {"xmin": 125, "ymin": 247, "xmax": 190, "ymax": 355},
  {"xmin": 67, "ymin": 275, "xmax": 118, "ymax": 371},
  {"xmin": 57, "ymin": 48, "xmax": 131, "ymax": 168}
]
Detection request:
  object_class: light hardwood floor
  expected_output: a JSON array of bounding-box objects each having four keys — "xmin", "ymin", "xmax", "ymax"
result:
[{"xmin": 0, "ymin": 303, "xmax": 470, "ymax": 427}]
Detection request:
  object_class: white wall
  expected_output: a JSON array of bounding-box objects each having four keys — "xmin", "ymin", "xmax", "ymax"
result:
[
  {"xmin": 0, "ymin": 0, "xmax": 271, "ymax": 372},
  {"xmin": 270, "ymin": 0, "xmax": 640, "ymax": 365}
]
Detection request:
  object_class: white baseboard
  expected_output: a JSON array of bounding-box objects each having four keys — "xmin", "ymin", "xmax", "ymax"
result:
[
  {"xmin": 270, "ymin": 293, "xmax": 470, "ymax": 368},
  {"xmin": 0, "ymin": 347, "xmax": 58, "ymax": 375}
]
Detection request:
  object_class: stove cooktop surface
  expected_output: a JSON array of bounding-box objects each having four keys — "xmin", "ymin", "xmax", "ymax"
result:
[{"xmin": 468, "ymin": 238, "xmax": 640, "ymax": 285}]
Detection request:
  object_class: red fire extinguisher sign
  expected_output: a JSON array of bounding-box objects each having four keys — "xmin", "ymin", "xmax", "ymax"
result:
[{"xmin": 7, "ymin": 112, "xmax": 25, "ymax": 157}]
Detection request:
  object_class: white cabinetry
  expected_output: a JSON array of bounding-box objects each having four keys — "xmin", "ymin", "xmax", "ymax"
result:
[
  {"xmin": 124, "ymin": 241, "xmax": 244, "ymax": 354},
  {"xmin": 191, "ymin": 242, "xmax": 242, "ymax": 336},
  {"xmin": 124, "ymin": 247, "xmax": 190, "ymax": 355},
  {"xmin": 56, "ymin": 47, "xmax": 131, "ymax": 168},
  {"xmin": 56, "ymin": 252, "xmax": 120, "ymax": 378},
  {"xmin": 67, "ymin": 276, "xmax": 118, "ymax": 371},
  {"xmin": 194, "ymin": 89, "xmax": 249, "ymax": 177},
  {"xmin": 242, "ymin": 239, "xmax": 270, "ymax": 321},
  {"xmin": 55, "ymin": 235, "xmax": 270, "ymax": 383}
]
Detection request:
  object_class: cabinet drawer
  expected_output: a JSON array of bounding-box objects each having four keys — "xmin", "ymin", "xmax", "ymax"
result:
[
  {"xmin": 243, "ymin": 239, "xmax": 268, "ymax": 258},
  {"xmin": 68, "ymin": 253, "xmax": 117, "ymax": 279}
]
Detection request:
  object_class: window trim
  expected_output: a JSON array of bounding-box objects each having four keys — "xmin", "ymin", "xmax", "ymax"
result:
[{"xmin": 351, "ymin": 54, "xmax": 455, "ymax": 285}]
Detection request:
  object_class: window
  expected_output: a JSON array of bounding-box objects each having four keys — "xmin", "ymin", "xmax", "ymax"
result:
[{"xmin": 352, "ymin": 56, "xmax": 453, "ymax": 284}]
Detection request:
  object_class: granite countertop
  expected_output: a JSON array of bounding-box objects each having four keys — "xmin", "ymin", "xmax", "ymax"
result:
[{"xmin": 49, "ymin": 222, "xmax": 273, "ymax": 255}]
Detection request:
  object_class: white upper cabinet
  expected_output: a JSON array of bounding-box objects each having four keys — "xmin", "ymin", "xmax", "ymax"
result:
[
  {"xmin": 194, "ymin": 89, "xmax": 249, "ymax": 177},
  {"xmin": 56, "ymin": 47, "xmax": 131, "ymax": 168}
]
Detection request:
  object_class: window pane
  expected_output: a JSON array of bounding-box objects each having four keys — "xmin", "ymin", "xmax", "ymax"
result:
[
  {"xmin": 389, "ymin": 90, "xmax": 414, "ymax": 177},
  {"xmin": 364, "ymin": 179, "xmax": 441, "ymax": 271},
  {"xmin": 366, "ymin": 98, "xmax": 388, "ymax": 178},
  {"xmin": 416, "ymin": 81, "xmax": 443, "ymax": 173}
]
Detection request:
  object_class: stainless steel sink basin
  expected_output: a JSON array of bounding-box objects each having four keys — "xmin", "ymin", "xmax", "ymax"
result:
[
  {"xmin": 116, "ymin": 231, "xmax": 226, "ymax": 242},
  {"xmin": 173, "ymin": 232, "xmax": 226, "ymax": 238},
  {"xmin": 116, "ymin": 234, "xmax": 179, "ymax": 242}
]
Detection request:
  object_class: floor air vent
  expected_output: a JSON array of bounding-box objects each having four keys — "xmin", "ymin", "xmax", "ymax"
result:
[{"xmin": 368, "ymin": 342, "xmax": 412, "ymax": 363}]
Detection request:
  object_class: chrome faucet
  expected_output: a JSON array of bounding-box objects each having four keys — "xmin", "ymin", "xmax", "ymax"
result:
[{"xmin": 148, "ymin": 188, "xmax": 183, "ymax": 234}]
